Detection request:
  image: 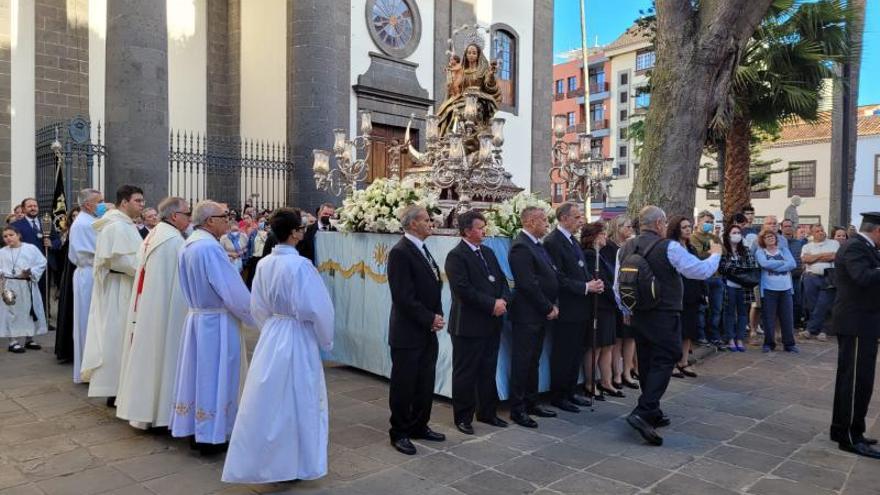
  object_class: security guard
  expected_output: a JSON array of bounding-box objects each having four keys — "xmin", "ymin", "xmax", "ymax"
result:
[{"xmin": 830, "ymin": 212, "xmax": 880, "ymax": 458}]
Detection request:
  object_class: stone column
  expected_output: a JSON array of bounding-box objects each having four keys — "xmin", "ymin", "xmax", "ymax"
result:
[
  {"xmin": 103, "ymin": 0, "xmax": 168, "ymax": 203},
  {"xmin": 530, "ymin": 0, "xmax": 553, "ymax": 196},
  {"xmin": 286, "ymin": 0, "xmax": 350, "ymax": 208},
  {"xmin": 0, "ymin": 0, "xmax": 11, "ymax": 213}
]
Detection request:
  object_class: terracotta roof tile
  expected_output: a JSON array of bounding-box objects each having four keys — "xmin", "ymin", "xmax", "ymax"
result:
[
  {"xmin": 766, "ymin": 109, "xmax": 880, "ymax": 148},
  {"xmin": 605, "ymin": 23, "xmax": 652, "ymax": 52}
]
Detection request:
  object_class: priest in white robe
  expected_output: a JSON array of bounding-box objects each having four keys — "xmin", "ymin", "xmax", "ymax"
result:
[
  {"xmin": 116, "ymin": 197, "xmax": 191, "ymax": 429},
  {"xmin": 68, "ymin": 188, "xmax": 103, "ymax": 382},
  {"xmin": 81, "ymin": 185, "xmax": 145, "ymax": 402},
  {"xmin": 169, "ymin": 200, "xmax": 255, "ymax": 452},
  {"xmin": 222, "ymin": 208, "xmax": 334, "ymax": 483},
  {"xmin": 0, "ymin": 226, "xmax": 48, "ymax": 352}
]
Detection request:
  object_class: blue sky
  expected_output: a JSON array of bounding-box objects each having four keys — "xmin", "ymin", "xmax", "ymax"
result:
[{"xmin": 553, "ymin": 0, "xmax": 879, "ymax": 106}]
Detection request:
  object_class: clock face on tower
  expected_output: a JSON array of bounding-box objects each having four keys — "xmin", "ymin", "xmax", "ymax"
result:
[{"xmin": 366, "ymin": 0, "xmax": 422, "ymax": 59}]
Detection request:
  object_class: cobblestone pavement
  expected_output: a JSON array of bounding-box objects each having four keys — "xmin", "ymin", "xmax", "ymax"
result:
[{"xmin": 2, "ymin": 331, "xmax": 880, "ymax": 495}]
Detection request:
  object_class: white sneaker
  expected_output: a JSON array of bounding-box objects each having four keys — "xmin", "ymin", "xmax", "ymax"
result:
[
  {"xmin": 816, "ymin": 332, "xmax": 828, "ymax": 342},
  {"xmin": 756, "ymin": 325, "xmax": 764, "ymax": 335},
  {"xmin": 799, "ymin": 330, "xmax": 814, "ymax": 340}
]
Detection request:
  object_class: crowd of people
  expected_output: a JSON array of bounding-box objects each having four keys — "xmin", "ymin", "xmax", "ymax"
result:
[{"xmin": 2, "ymin": 186, "xmax": 879, "ymax": 484}]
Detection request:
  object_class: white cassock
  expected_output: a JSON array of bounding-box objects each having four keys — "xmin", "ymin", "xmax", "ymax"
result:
[
  {"xmin": 68, "ymin": 211, "xmax": 97, "ymax": 383},
  {"xmin": 80, "ymin": 209, "xmax": 142, "ymax": 397},
  {"xmin": 222, "ymin": 244, "xmax": 335, "ymax": 483},
  {"xmin": 0, "ymin": 244, "xmax": 48, "ymax": 338},
  {"xmin": 169, "ymin": 228, "xmax": 255, "ymax": 444},
  {"xmin": 116, "ymin": 222, "xmax": 187, "ymax": 428}
]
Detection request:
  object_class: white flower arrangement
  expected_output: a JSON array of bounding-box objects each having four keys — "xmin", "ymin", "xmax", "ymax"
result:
[
  {"xmin": 336, "ymin": 178, "xmax": 443, "ymax": 233},
  {"xmin": 484, "ymin": 192, "xmax": 556, "ymax": 237}
]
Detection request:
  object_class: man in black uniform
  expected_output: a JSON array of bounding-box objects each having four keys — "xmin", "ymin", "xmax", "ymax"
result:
[
  {"xmin": 387, "ymin": 205, "xmax": 446, "ymax": 455},
  {"xmin": 830, "ymin": 212, "xmax": 880, "ymax": 459},
  {"xmin": 445, "ymin": 210, "xmax": 511, "ymax": 435},
  {"xmin": 615, "ymin": 206, "xmax": 720, "ymax": 446},
  {"xmin": 508, "ymin": 206, "xmax": 559, "ymax": 428},
  {"xmin": 544, "ymin": 202, "xmax": 603, "ymax": 412}
]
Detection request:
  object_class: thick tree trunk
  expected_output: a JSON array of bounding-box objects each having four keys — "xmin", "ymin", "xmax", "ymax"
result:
[
  {"xmin": 628, "ymin": 0, "xmax": 773, "ymax": 219},
  {"xmin": 723, "ymin": 116, "xmax": 751, "ymax": 220},
  {"xmin": 829, "ymin": 0, "xmax": 864, "ymax": 228}
]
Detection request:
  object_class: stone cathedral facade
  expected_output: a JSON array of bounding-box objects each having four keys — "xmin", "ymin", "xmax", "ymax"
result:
[{"xmin": 0, "ymin": 0, "xmax": 553, "ymax": 213}]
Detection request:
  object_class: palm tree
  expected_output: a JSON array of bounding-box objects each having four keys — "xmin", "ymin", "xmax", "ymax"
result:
[{"xmin": 720, "ymin": 0, "xmax": 850, "ymax": 219}]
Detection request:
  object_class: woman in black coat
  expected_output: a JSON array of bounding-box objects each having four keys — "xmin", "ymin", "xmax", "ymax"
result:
[{"xmin": 667, "ymin": 215, "xmax": 705, "ymax": 378}]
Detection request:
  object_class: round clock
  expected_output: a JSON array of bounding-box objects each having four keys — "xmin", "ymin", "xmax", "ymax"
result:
[{"xmin": 366, "ymin": 0, "xmax": 422, "ymax": 59}]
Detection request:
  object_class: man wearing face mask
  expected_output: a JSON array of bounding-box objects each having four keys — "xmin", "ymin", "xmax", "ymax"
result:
[
  {"xmin": 299, "ymin": 203, "xmax": 336, "ymax": 265},
  {"xmin": 68, "ymin": 189, "xmax": 104, "ymax": 383},
  {"xmin": 692, "ymin": 211, "xmax": 724, "ymax": 349}
]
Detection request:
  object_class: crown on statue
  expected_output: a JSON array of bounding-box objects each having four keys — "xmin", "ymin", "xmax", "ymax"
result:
[
  {"xmin": 449, "ymin": 24, "xmax": 487, "ymax": 54},
  {"xmin": 463, "ymin": 27, "xmax": 485, "ymax": 50}
]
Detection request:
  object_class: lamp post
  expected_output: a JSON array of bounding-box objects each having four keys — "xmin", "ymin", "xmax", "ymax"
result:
[
  {"xmin": 548, "ymin": 115, "xmax": 615, "ymax": 208},
  {"xmin": 312, "ymin": 110, "xmax": 373, "ymax": 197}
]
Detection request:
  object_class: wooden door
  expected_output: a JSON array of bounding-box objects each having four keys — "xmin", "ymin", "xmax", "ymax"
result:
[{"xmin": 367, "ymin": 123, "xmax": 419, "ymax": 182}]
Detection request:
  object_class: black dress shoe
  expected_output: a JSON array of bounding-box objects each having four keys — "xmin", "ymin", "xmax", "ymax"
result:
[
  {"xmin": 391, "ymin": 437, "xmax": 417, "ymax": 455},
  {"xmin": 24, "ymin": 341, "xmax": 41, "ymax": 350},
  {"xmin": 621, "ymin": 379, "xmax": 640, "ymax": 390},
  {"xmin": 866, "ymin": 437, "xmax": 879, "ymax": 445},
  {"xmin": 550, "ymin": 399, "xmax": 580, "ymax": 413},
  {"xmin": 527, "ymin": 406, "xmax": 557, "ymax": 418},
  {"xmin": 411, "ymin": 428, "xmax": 445, "ymax": 442},
  {"xmin": 597, "ymin": 384, "xmax": 625, "ymax": 398},
  {"xmin": 839, "ymin": 441, "xmax": 880, "ymax": 459},
  {"xmin": 651, "ymin": 415, "xmax": 671, "ymax": 428},
  {"xmin": 477, "ymin": 416, "xmax": 508, "ymax": 428},
  {"xmin": 456, "ymin": 422, "xmax": 474, "ymax": 435},
  {"xmin": 627, "ymin": 414, "xmax": 663, "ymax": 446},
  {"xmin": 106, "ymin": 396, "xmax": 116, "ymax": 408},
  {"xmin": 569, "ymin": 394, "xmax": 591, "ymax": 407},
  {"xmin": 510, "ymin": 413, "xmax": 537, "ymax": 428}
]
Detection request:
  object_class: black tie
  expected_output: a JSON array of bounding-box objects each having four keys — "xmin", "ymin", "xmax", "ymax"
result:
[
  {"xmin": 32, "ymin": 219, "xmax": 40, "ymax": 233},
  {"xmin": 535, "ymin": 241, "xmax": 554, "ymax": 268},
  {"xmin": 475, "ymin": 247, "xmax": 491, "ymax": 276},
  {"xmin": 422, "ymin": 245, "xmax": 439, "ymax": 279}
]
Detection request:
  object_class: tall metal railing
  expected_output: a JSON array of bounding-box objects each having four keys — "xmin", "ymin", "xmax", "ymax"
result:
[
  {"xmin": 35, "ymin": 117, "xmax": 106, "ymax": 213},
  {"xmin": 168, "ymin": 131, "xmax": 293, "ymax": 211}
]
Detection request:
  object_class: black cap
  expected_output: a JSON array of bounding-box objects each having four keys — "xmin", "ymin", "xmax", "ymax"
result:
[{"xmin": 860, "ymin": 212, "xmax": 880, "ymax": 224}]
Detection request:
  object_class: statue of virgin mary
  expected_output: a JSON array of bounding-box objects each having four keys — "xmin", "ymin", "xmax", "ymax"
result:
[{"xmin": 436, "ymin": 32, "xmax": 502, "ymax": 137}]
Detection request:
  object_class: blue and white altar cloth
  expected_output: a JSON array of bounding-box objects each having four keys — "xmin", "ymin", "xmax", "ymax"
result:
[{"xmin": 316, "ymin": 231, "xmax": 554, "ymax": 399}]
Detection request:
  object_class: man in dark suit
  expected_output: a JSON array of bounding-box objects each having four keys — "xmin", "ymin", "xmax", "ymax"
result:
[
  {"xmin": 387, "ymin": 205, "xmax": 445, "ymax": 455},
  {"xmin": 11, "ymin": 198, "xmax": 61, "ymax": 333},
  {"xmin": 544, "ymin": 202, "xmax": 603, "ymax": 413},
  {"xmin": 299, "ymin": 203, "xmax": 336, "ymax": 264},
  {"xmin": 508, "ymin": 206, "xmax": 560, "ymax": 428},
  {"xmin": 830, "ymin": 212, "xmax": 880, "ymax": 459},
  {"xmin": 445, "ymin": 210, "xmax": 511, "ymax": 435}
]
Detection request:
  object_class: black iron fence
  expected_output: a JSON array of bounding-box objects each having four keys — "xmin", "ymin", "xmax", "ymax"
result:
[
  {"xmin": 35, "ymin": 117, "xmax": 106, "ymax": 212},
  {"xmin": 169, "ymin": 131, "xmax": 293, "ymax": 211}
]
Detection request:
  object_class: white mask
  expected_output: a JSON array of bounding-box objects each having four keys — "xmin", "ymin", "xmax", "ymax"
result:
[{"xmin": 730, "ymin": 234, "xmax": 742, "ymax": 244}]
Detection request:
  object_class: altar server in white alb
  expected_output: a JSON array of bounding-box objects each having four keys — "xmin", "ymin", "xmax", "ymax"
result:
[
  {"xmin": 0, "ymin": 226, "xmax": 48, "ymax": 353},
  {"xmin": 81, "ymin": 185, "xmax": 145, "ymax": 404},
  {"xmin": 170, "ymin": 200, "xmax": 255, "ymax": 453},
  {"xmin": 222, "ymin": 207, "xmax": 335, "ymax": 483},
  {"xmin": 68, "ymin": 188, "xmax": 103, "ymax": 382},
  {"xmin": 116, "ymin": 197, "xmax": 191, "ymax": 429}
]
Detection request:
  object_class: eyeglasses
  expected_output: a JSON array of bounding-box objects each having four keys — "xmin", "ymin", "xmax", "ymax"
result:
[
  {"xmin": 176, "ymin": 211, "xmax": 192, "ymax": 217},
  {"xmin": 210, "ymin": 212, "xmax": 231, "ymax": 220}
]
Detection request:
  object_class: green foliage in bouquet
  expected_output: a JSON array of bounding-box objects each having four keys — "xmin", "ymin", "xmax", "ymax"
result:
[
  {"xmin": 484, "ymin": 192, "xmax": 556, "ymax": 238},
  {"xmin": 336, "ymin": 179, "xmax": 443, "ymax": 233}
]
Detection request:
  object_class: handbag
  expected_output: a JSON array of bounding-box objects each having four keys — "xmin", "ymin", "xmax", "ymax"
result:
[
  {"xmin": 727, "ymin": 266, "xmax": 761, "ymax": 289},
  {"xmin": 823, "ymin": 267, "xmax": 836, "ymax": 290}
]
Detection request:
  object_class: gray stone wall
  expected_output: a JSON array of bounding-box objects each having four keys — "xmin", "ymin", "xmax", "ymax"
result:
[
  {"xmin": 0, "ymin": 0, "xmax": 10, "ymax": 213},
  {"xmin": 530, "ymin": 0, "xmax": 553, "ymax": 197},
  {"xmin": 433, "ymin": 0, "xmax": 477, "ymax": 108},
  {"xmin": 286, "ymin": 0, "xmax": 350, "ymax": 209},
  {"xmin": 206, "ymin": 0, "xmax": 241, "ymax": 202},
  {"xmin": 34, "ymin": 0, "xmax": 89, "ymax": 128},
  {"xmin": 104, "ymin": 0, "xmax": 168, "ymax": 204}
]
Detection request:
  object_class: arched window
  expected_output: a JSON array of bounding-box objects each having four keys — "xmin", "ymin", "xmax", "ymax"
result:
[{"xmin": 491, "ymin": 25, "xmax": 518, "ymax": 113}]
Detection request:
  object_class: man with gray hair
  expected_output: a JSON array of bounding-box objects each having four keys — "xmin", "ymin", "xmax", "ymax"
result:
[
  {"xmin": 387, "ymin": 205, "xmax": 445, "ymax": 455},
  {"xmin": 169, "ymin": 200, "xmax": 256, "ymax": 453},
  {"xmin": 615, "ymin": 205, "xmax": 721, "ymax": 446},
  {"xmin": 138, "ymin": 207, "xmax": 159, "ymax": 239},
  {"xmin": 829, "ymin": 212, "xmax": 880, "ymax": 459},
  {"xmin": 116, "ymin": 197, "xmax": 191, "ymax": 430},
  {"xmin": 68, "ymin": 188, "xmax": 103, "ymax": 383}
]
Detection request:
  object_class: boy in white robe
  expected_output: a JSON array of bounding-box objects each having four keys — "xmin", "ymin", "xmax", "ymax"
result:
[
  {"xmin": 68, "ymin": 188, "xmax": 103, "ymax": 382},
  {"xmin": 169, "ymin": 200, "xmax": 255, "ymax": 453},
  {"xmin": 222, "ymin": 208, "xmax": 334, "ymax": 483},
  {"xmin": 116, "ymin": 197, "xmax": 191, "ymax": 429},
  {"xmin": 81, "ymin": 185, "xmax": 145, "ymax": 404},
  {"xmin": 0, "ymin": 226, "xmax": 48, "ymax": 352}
]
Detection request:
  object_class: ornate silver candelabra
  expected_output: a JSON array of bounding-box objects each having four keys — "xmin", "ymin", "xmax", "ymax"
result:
[
  {"xmin": 548, "ymin": 114, "xmax": 615, "ymax": 204},
  {"xmin": 312, "ymin": 110, "xmax": 373, "ymax": 197}
]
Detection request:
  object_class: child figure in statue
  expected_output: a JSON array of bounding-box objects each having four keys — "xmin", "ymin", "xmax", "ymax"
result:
[{"xmin": 437, "ymin": 42, "xmax": 502, "ymax": 137}]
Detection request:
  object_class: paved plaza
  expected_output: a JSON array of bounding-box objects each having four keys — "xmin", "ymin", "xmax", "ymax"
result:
[{"xmin": 1, "ymin": 331, "xmax": 879, "ymax": 495}]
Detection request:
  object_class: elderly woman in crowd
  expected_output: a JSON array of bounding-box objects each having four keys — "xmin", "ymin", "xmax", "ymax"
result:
[{"xmin": 755, "ymin": 227, "xmax": 798, "ymax": 353}]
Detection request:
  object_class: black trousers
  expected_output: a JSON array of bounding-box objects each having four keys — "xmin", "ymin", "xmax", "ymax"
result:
[
  {"xmin": 389, "ymin": 338, "xmax": 439, "ymax": 441},
  {"xmin": 632, "ymin": 311, "xmax": 682, "ymax": 422},
  {"xmin": 451, "ymin": 333, "xmax": 501, "ymax": 424},
  {"xmin": 831, "ymin": 334, "xmax": 878, "ymax": 445},
  {"xmin": 509, "ymin": 321, "xmax": 549, "ymax": 415},
  {"xmin": 550, "ymin": 320, "xmax": 585, "ymax": 401}
]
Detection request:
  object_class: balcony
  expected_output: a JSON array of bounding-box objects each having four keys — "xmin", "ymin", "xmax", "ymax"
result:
[
  {"xmin": 591, "ymin": 119, "xmax": 609, "ymax": 130},
  {"xmin": 566, "ymin": 87, "xmax": 585, "ymax": 99},
  {"xmin": 589, "ymin": 82, "xmax": 610, "ymax": 94},
  {"xmin": 554, "ymin": 92, "xmax": 565, "ymax": 101}
]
